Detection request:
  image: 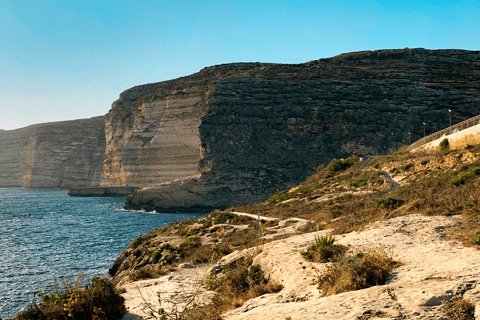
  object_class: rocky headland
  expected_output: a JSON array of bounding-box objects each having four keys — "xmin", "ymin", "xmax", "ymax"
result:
[
  {"xmin": 0, "ymin": 116, "xmax": 105, "ymax": 188},
  {"xmin": 108, "ymin": 48, "xmax": 480, "ymax": 212},
  {"xmin": 1, "ymin": 48, "xmax": 479, "ymax": 211}
]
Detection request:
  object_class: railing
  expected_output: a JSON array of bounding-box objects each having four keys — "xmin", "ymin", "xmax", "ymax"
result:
[{"xmin": 407, "ymin": 114, "xmax": 480, "ymax": 151}]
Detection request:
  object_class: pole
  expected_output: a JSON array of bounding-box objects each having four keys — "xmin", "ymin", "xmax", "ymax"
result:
[
  {"xmin": 257, "ymin": 211, "xmax": 262, "ymax": 237},
  {"xmin": 449, "ymin": 109, "xmax": 452, "ymax": 127},
  {"xmin": 423, "ymin": 122, "xmax": 426, "ymax": 138},
  {"xmin": 408, "ymin": 132, "xmax": 411, "ymax": 145}
]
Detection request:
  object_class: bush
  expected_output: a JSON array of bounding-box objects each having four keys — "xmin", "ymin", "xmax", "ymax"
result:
[
  {"xmin": 151, "ymin": 250, "xmax": 161, "ymax": 262},
  {"xmin": 373, "ymin": 163, "xmax": 381, "ymax": 169},
  {"xmin": 450, "ymin": 172, "xmax": 472, "ymax": 186},
  {"xmin": 13, "ymin": 277, "xmax": 126, "ymax": 320},
  {"xmin": 325, "ymin": 157, "xmax": 359, "ymax": 178},
  {"xmin": 444, "ymin": 297, "xmax": 475, "ymax": 320},
  {"xmin": 393, "ymin": 146, "xmax": 410, "ymax": 157},
  {"xmin": 473, "ymin": 233, "xmax": 480, "ymax": 245},
  {"xmin": 301, "ymin": 234, "xmax": 347, "ymax": 262},
  {"xmin": 214, "ymin": 212, "xmax": 234, "ymax": 224},
  {"xmin": 172, "ymin": 255, "xmax": 283, "ymax": 319},
  {"xmin": 439, "ymin": 138, "xmax": 450, "ymax": 152},
  {"xmin": 377, "ymin": 197, "xmax": 404, "ymax": 210},
  {"xmin": 318, "ymin": 246, "xmax": 400, "ymax": 296}
]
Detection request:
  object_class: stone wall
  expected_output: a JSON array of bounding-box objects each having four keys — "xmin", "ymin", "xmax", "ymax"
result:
[{"xmin": 0, "ymin": 116, "xmax": 105, "ymax": 188}]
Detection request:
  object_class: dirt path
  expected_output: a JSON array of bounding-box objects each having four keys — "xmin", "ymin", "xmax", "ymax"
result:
[
  {"xmin": 230, "ymin": 211, "xmax": 279, "ymax": 221},
  {"xmin": 382, "ymin": 170, "xmax": 400, "ymax": 191}
]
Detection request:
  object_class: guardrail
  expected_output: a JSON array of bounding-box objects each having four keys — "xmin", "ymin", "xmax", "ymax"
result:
[{"xmin": 407, "ymin": 114, "xmax": 480, "ymax": 151}]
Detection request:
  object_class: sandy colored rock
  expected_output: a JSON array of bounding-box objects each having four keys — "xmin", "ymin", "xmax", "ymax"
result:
[
  {"xmin": 107, "ymin": 48, "xmax": 480, "ymax": 211},
  {"xmin": 0, "ymin": 116, "xmax": 105, "ymax": 187},
  {"xmin": 217, "ymin": 214, "xmax": 480, "ymax": 319},
  {"xmin": 120, "ymin": 264, "xmax": 214, "ymax": 320}
]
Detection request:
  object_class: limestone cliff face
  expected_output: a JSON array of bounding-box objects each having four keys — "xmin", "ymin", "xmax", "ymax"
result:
[
  {"xmin": 104, "ymin": 48, "xmax": 480, "ymax": 211},
  {"xmin": 100, "ymin": 83, "xmax": 207, "ymax": 187},
  {"xmin": 0, "ymin": 116, "xmax": 105, "ymax": 188}
]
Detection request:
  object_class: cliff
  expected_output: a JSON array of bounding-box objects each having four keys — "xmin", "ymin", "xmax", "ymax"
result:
[
  {"xmin": 103, "ymin": 48, "xmax": 480, "ymax": 211},
  {"xmin": 0, "ymin": 116, "xmax": 105, "ymax": 188}
]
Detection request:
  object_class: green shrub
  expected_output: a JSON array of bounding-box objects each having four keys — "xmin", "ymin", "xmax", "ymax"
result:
[
  {"xmin": 325, "ymin": 157, "xmax": 359, "ymax": 178},
  {"xmin": 151, "ymin": 250, "xmax": 161, "ymax": 262},
  {"xmin": 373, "ymin": 163, "xmax": 381, "ymax": 169},
  {"xmin": 179, "ymin": 225, "xmax": 190, "ymax": 236},
  {"xmin": 393, "ymin": 147, "xmax": 410, "ymax": 157},
  {"xmin": 214, "ymin": 212, "xmax": 234, "ymax": 224},
  {"xmin": 344, "ymin": 156, "xmax": 359, "ymax": 166},
  {"xmin": 377, "ymin": 197, "xmax": 404, "ymax": 210},
  {"xmin": 473, "ymin": 233, "xmax": 480, "ymax": 245},
  {"xmin": 450, "ymin": 172, "xmax": 472, "ymax": 186},
  {"xmin": 301, "ymin": 234, "xmax": 347, "ymax": 262},
  {"xmin": 439, "ymin": 138, "xmax": 449, "ymax": 152},
  {"xmin": 184, "ymin": 236, "xmax": 196, "ymax": 243},
  {"xmin": 430, "ymin": 169, "xmax": 445, "ymax": 176},
  {"xmin": 13, "ymin": 277, "xmax": 126, "ymax": 320},
  {"xmin": 315, "ymin": 234, "xmax": 335, "ymax": 247}
]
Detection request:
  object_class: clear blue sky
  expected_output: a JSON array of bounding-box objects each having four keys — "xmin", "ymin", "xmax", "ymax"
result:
[{"xmin": 1, "ymin": 0, "xmax": 479, "ymax": 130}]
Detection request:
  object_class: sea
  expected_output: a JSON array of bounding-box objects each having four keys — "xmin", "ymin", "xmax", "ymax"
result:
[{"xmin": 0, "ymin": 188, "xmax": 205, "ymax": 319}]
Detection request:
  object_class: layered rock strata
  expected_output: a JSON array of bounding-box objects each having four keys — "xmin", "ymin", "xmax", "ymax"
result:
[
  {"xmin": 0, "ymin": 116, "xmax": 105, "ymax": 188},
  {"xmin": 108, "ymin": 48, "xmax": 480, "ymax": 211}
]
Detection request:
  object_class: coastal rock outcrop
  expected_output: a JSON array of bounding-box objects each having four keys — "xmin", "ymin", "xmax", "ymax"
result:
[
  {"xmin": 0, "ymin": 116, "xmax": 105, "ymax": 188},
  {"xmin": 107, "ymin": 48, "xmax": 480, "ymax": 211}
]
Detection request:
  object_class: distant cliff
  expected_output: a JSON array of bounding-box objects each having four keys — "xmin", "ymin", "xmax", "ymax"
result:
[
  {"xmin": 0, "ymin": 116, "xmax": 105, "ymax": 188},
  {"xmin": 101, "ymin": 48, "xmax": 480, "ymax": 211}
]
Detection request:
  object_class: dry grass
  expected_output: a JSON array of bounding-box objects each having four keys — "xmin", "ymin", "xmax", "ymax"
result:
[
  {"xmin": 444, "ymin": 297, "xmax": 475, "ymax": 320},
  {"xmin": 447, "ymin": 211, "xmax": 480, "ymax": 248},
  {"xmin": 447, "ymin": 134, "xmax": 480, "ymax": 151},
  {"xmin": 145, "ymin": 253, "xmax": 283, "ymax": 320},
  {"xmin": 202, "ymin": 253, "xmax": 283, "ymax": 315},
  {"xmin": 13, "ymin": 276, "xmax": 126, "ymax": 320},
  {"xmin": 318, "ymin": 245, "xmax": 401, "ymax": 296}
]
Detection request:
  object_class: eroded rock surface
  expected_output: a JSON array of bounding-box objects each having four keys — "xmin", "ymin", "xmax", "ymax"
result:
[
  {"xmin": 119, "ymin": 214, "xmax": 480, "ymax": 320},
  {"xmin": 113, "ymin": 48, "xmax": 480, "ymax": 211},
  {"xmin": 220, "ymin": 214, "xmax": 480, "ymax": 320},
  {"xmin": 0, "ymin": 116, "xmax": 105, "ymax": 187}
]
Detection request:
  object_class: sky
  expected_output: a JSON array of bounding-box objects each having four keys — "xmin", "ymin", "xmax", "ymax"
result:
[{"xmin": 1, "ymin": 0, "xmax": 479, "ymax": 130}]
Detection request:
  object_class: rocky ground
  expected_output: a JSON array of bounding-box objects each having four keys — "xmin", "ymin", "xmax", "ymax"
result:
[{"xmin": 114, "ymin": 145, "xmax": 480, "ymax": 320}]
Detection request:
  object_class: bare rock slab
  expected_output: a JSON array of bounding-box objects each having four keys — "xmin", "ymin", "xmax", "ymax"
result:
[{"xmin": 223, "ymin": 214, "xmax": 480, "ymax": 320}]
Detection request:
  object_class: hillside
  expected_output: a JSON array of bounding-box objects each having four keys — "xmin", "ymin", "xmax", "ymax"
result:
[
  {"xmin": 113, "ymin": 139, "xmax": 480, "ymax": 319},
  {"xmin": 111, "ymin": 48, "xmax": 480, "ymax": 212}
]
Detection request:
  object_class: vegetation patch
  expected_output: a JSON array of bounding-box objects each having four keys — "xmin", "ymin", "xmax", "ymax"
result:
[
  {"xmin": 392, "ymin": 146, "xmax": 410, "ymax": 158},
  {"xmin": 149, "ymin": 255, "xmax": 284, "ymax": 320},
  {"xmin": 301, "ymin": 234, "xmax": 347, "ymax": 262},
  {"xmin": 439, "ymin": 138, "xmax": 450, "ymax": 152},
  {"xmin": 325, "ymin": 156, "xmax": 359, "ymax": 178},
  {"xmin": 450, "ymin": 172, "xmax": 472, "ymax": 186},
  {"xmin": 13, "ymin": 277, "xmax": 126, "ymax": 320},
  {"xmin": 377, "ymin": 197, "xmax": 404, "ymax": 210},
  {"xmin": 214, "ymin": 211, "xmax": 234, "ymax": 224},
  {"xmin": 318, "ymin": 246, "xmax": 400, "ymax": 296},
  {"xmin": 444, "ymin": 297, "xmax": 475, "ymax": 320}
]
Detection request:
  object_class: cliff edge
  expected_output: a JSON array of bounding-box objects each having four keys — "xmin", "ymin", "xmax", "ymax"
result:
[
  {"xmin": 0, "ymin": 116, "xmax": 105, "ymax": 188},
  {"xmin": 102, "ymin": 48, "xmax": 480, "ymax": 211}
]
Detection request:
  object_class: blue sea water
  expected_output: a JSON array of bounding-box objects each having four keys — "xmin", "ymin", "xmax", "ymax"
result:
[{"xmin": 0, "ymin": 188, "xmax": 204, "ymax": 319}]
